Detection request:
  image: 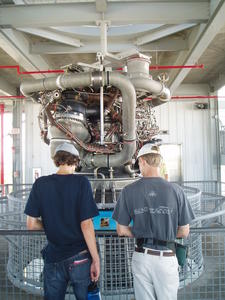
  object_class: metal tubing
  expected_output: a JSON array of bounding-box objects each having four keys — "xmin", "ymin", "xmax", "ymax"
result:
[
  {"xmin": 87, "ymin": 72, "xmax": 136, "ymax": 167},
  {"xmin": 100, "ymin": 86, "xmax": 104, "ymax": 145},
  {"xmin": 131, "ymin": 77, "xmax": 171, "ymax": 106},
  {"xmin": 0, "ymin": 104, "xmax": 4, "ymax": 185},
  {"xmin": 20, "ymin": 71, "xmax": 136, "ymax": 168},
  {"xmin": 100, "ymin": 21, "xmax": 108, "ymax": 56},
  {"xmin": 20, "ymin": 73, "xmax": 92, "ymax": 97}
]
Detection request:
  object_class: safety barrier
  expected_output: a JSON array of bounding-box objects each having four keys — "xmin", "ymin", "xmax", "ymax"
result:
[
  {"xmin": 0, "ymin": 181, "xmax": 225, "ymax": 299},
  {"xmin": 0, "ymin": 228, "xmax": 224, "ymax": 300}
]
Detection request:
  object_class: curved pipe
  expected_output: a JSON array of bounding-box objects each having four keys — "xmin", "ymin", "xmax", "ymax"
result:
[
  {"xmin": 20, "ymin": 72, "xmax": 136, "ymax": 168},
  {"xmin": 131, "ymin": 77, "xmax": 170, "ymax": 107},
  {"xmin": 124, "ymin": 164, "xmax": 135, "ymax": 178},
  {"xmin": 20, "ymin": 73, "xmax": 92, "ymax": 97}
]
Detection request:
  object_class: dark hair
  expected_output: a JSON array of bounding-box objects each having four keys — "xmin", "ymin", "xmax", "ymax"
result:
[{"xmin": 53, "ymin": 151, "xmax": 79, "ymax": 167}]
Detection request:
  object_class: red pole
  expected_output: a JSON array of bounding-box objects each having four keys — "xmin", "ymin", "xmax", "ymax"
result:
[
  {"xmin": 117, "ymin": 64, "xmax": 204, "ymax": 71},
  {"xmin": 149, "ymin": 64, "xmax": 204, "ymax": 70},
  {"xmin": 0, "ymin": 96, "xmax": 26, "ymax": 99},
  {"xmin": 0, "ymin": 104, "xmax": 4, "ymax": 185},
  {"xmin": 171, "ymin": 95, "xmax": 225, "ymax": 100},
  {"xmin": 144, "ymin": 95, "xmax": 225, "ymax": 101},
  {"xmin": 0, "ymin": 65, "xmax": 64, "ymax": 75}
]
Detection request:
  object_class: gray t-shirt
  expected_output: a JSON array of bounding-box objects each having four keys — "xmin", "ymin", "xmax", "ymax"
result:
[{"xmin": 112, "ymin": 177, "xmax": 195, "ymax": 243}]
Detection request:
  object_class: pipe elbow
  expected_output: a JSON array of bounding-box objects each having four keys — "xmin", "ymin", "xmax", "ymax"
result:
[
  {"xmin": 20, "ymin": 83, "xmax": 30, "ymax": 97},
  {"xmin": 158, "ymin": 86, "xmax": 171, "ymax": 102}
]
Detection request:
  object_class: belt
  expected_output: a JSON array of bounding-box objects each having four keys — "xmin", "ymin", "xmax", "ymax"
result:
[
  {"xmin": 135, "ymin": 246, "xmax": 175, "ymax": 257},
  {"xmin": 79, "ymin": 249, "xmax": 88, "ymax": 255}
]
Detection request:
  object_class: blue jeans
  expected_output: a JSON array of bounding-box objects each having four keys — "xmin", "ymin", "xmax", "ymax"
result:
[{"xmin": 43, "ymin": 251, "xmax": 91, "ymax": 300}]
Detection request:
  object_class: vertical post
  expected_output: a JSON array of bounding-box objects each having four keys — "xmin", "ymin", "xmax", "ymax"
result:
[
  {"xmin": 211, "ymin": 94, "xmax": 221, "ymax": 193},
  {"xmin": 0, "ymin": 104, "xmax": 4, "ymax": 185},
  {"xmin": 12, "ymin": 99, "xmax": 23, "ymax": 189},
  {"xmin": 100, "ymin": 86, "xmax": 104, "ymax": 145},
  {"xmin": 99, "ymin": 20, "xmax": 108, "ymax": 57}
]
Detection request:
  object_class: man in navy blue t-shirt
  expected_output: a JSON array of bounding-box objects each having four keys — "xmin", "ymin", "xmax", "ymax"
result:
[{"xmin": 24, "ymin": 142, "xmax": 100, "ymax": 300}]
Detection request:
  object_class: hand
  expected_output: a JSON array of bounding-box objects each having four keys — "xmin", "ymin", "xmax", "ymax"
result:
[{"xmin": 90, "ymin": 259, "xmax": 100, "ymax": 282}]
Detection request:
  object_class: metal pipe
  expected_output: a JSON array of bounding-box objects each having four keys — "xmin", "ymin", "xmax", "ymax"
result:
[
  {"xmin": 124, "ymin": 164, "xmax": 135, "ymax": 178},
  {"xmin": 99, "ymin": 21, "xmax": 108, "ymax": 56},
  {"xmin": 20, "ymin": 73, "xmax": 92, "ymax": 97},
  {"xmin": 127, "ymin": 56, "xmax": 170, "ymax": 107},
  {"xmin": 149, "ymin": 64, "xmax": 204, "ymax": 70},
  {"xmin": 84, "ymin": 71, "xmax": 136, "ymax": 167},
  {"xmin": 0, "ymin": 104, "xmax": 4, "ymax": 185},
  {"xmin": 20, "ymin": 71, "xmax": 136, "ymax": 168},
  {"xmin": 131, "ymin": 77, "xmax": 170, "ymax": 107},
  {"xmin": 100, "ymin": 86, "xmax": 104, "ymax": 145}
]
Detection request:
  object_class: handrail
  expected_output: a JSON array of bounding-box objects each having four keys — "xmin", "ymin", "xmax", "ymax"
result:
[{"xmin": 0, "ymin": 226, "xmax": 225, "ymax": 236}]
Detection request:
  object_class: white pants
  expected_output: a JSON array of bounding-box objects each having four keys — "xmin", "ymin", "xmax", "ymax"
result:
[{"xmin": 132, "ymin": 251, "xmax": 179, "ymax": 300}]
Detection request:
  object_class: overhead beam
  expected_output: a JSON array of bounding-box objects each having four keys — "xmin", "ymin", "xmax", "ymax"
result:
[
  {"xmin": 0, "ymin": 2, "xmax": 209, "ymax": 27},
  {"xmin": 168, "ymin": 25, "xmax": 205, "ymax": 86},
  {"xmin": 169, "ymin": 0, "xmax": 225, "ymax": 93},
  {"xmin": 96, "ymin": 0, "xmax": 107, "ymax": 13},
  {"xmin": 17, "ymin": 27, "xmax": 83, "ymax": 47},
  {"xmin": 13, "ymin": 0, "xmax": 25, "ymax": 4},
  {"xmin": 136, "ymin": 24, "xmax": 196, "ymax": 46},
  {"xmin": 51, "ymin": 24, "xmax": 163, "ymax": 37},
  {"xmin": 30, "ymin": 37, "xmax": 188, "ymax": 54},
  {"xmin": 0, "ymin": 29, "xmax": 52, "ymax": 79},
  {"xmin": 211, "ymin": 72, "xmax": 225, "ymax": 92},
  {"xmin": 0, "ymin": 76, "xmax": 16, "ymax": 96}
]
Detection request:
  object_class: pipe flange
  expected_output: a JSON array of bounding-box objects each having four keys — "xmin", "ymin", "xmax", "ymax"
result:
[
  {"xmin": 90, "ymin": 156, "xmax": 96, "ymax": 167},
  {"xmin": 91, "ymin": 71, "xmax": 103, "ymax": 88},
  {"xmin": 158, "ymin": 85, "xmax": 171, "ymax": 101},
  {"xmin": 56, "ymin": 75, "xmax": 65, "ymax": 90}
]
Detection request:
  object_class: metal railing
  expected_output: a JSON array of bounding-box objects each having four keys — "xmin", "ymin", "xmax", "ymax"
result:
[
  {"xmin": 0, "ymin": 228, "xmax": 225, "ymax": 300},
  {"xmin": 0, "ymin": 181, "xmax": 225, "ymax": 299}
]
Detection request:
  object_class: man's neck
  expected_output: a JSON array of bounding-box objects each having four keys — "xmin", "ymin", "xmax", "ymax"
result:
[
  {"xmin": 143, "ymin": 167, "xmax": 160, "ymax": 178},
  {"xmin": 56, "ymin": 164, "xmax": 75, "ymax": 175}
]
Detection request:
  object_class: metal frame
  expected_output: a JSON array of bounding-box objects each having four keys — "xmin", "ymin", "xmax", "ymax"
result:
[{"xmin": 1, "ymin": 181, "xmax": 225, "ymax": 299}]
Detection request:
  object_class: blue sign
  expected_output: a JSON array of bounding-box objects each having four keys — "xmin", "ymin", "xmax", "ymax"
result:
[{"xmin": 93, "ymin": 210, "xmax": 116, "ymax": 231}]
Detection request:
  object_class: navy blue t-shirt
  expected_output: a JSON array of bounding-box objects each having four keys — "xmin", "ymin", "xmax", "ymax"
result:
[{"xmin": 24, "ymin": 174, "xmax": 99, "ymax": 263}]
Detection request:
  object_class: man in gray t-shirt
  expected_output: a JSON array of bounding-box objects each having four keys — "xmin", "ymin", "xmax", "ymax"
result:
[{"xmin": 112, "ymin": 143, "xmax": 195, "ymax": 300}]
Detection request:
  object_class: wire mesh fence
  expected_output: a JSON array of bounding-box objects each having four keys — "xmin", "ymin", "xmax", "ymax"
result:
[
  {"xmin": 182, "ymin": 181, "xmax": 219, "ymax": 195},
  {"xmin": 0, "ymin": 181, "xmax": 225, "ymax": 299},
  {"xmin": 178, "ymin": 227, "xmax": 225, "ymax": 300},
  {"xmin": 0, "ymin": 229, "xmax": 225, "ymax": 300}
]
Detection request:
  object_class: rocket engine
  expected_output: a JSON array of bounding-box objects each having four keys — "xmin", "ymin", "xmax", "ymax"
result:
[
  {"xmin": 21, "ymin": 54, "xmax": 170, "ymax": 172},
  {"xmin": 20, "ymin": 54, "xmax": 170, "ymax": 205}
]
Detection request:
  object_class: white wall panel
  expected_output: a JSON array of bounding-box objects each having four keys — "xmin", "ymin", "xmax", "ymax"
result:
[
  {"xmin": 25, "ymin": 101, "xmax": 56, "ymax": 184},
  {"xmin": 155, "ymin": 97, "xmax": 216, "ymax": 181}
]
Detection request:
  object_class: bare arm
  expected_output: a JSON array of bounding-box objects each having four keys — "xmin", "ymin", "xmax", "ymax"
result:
[
  {"xmin": 177, "ymin": 224, "xmax": 190, "ymax": 238},
  {"xmin": 81, "ymin": 218, "xmax": 100, "ymax": 282},
  {"xmin": 116, "ymin": 223, "xmax": 134, "ymax": 238},
  {"xmin": 26, "ymin": 216, "xmax": 44, "ymax": 230}
]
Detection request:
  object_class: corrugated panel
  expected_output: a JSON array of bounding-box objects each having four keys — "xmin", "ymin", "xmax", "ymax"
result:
[
  {"xmin": 155, "ymin": 101, "xmax": 216, "ymax": 181},
  {"xmin": 25, "ymin": 102, "xmax": 56, "ymax": 183}
]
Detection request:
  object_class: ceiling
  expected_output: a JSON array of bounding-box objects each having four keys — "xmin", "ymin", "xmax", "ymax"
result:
[{"xmin": 0, "ymin": 0, "xmax": 225, "ymax": 103}]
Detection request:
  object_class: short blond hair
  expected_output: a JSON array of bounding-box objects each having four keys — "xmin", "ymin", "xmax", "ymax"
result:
[{"xmin": 140, "ymin": 145, "xmax": 162, "ymax": 167}]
